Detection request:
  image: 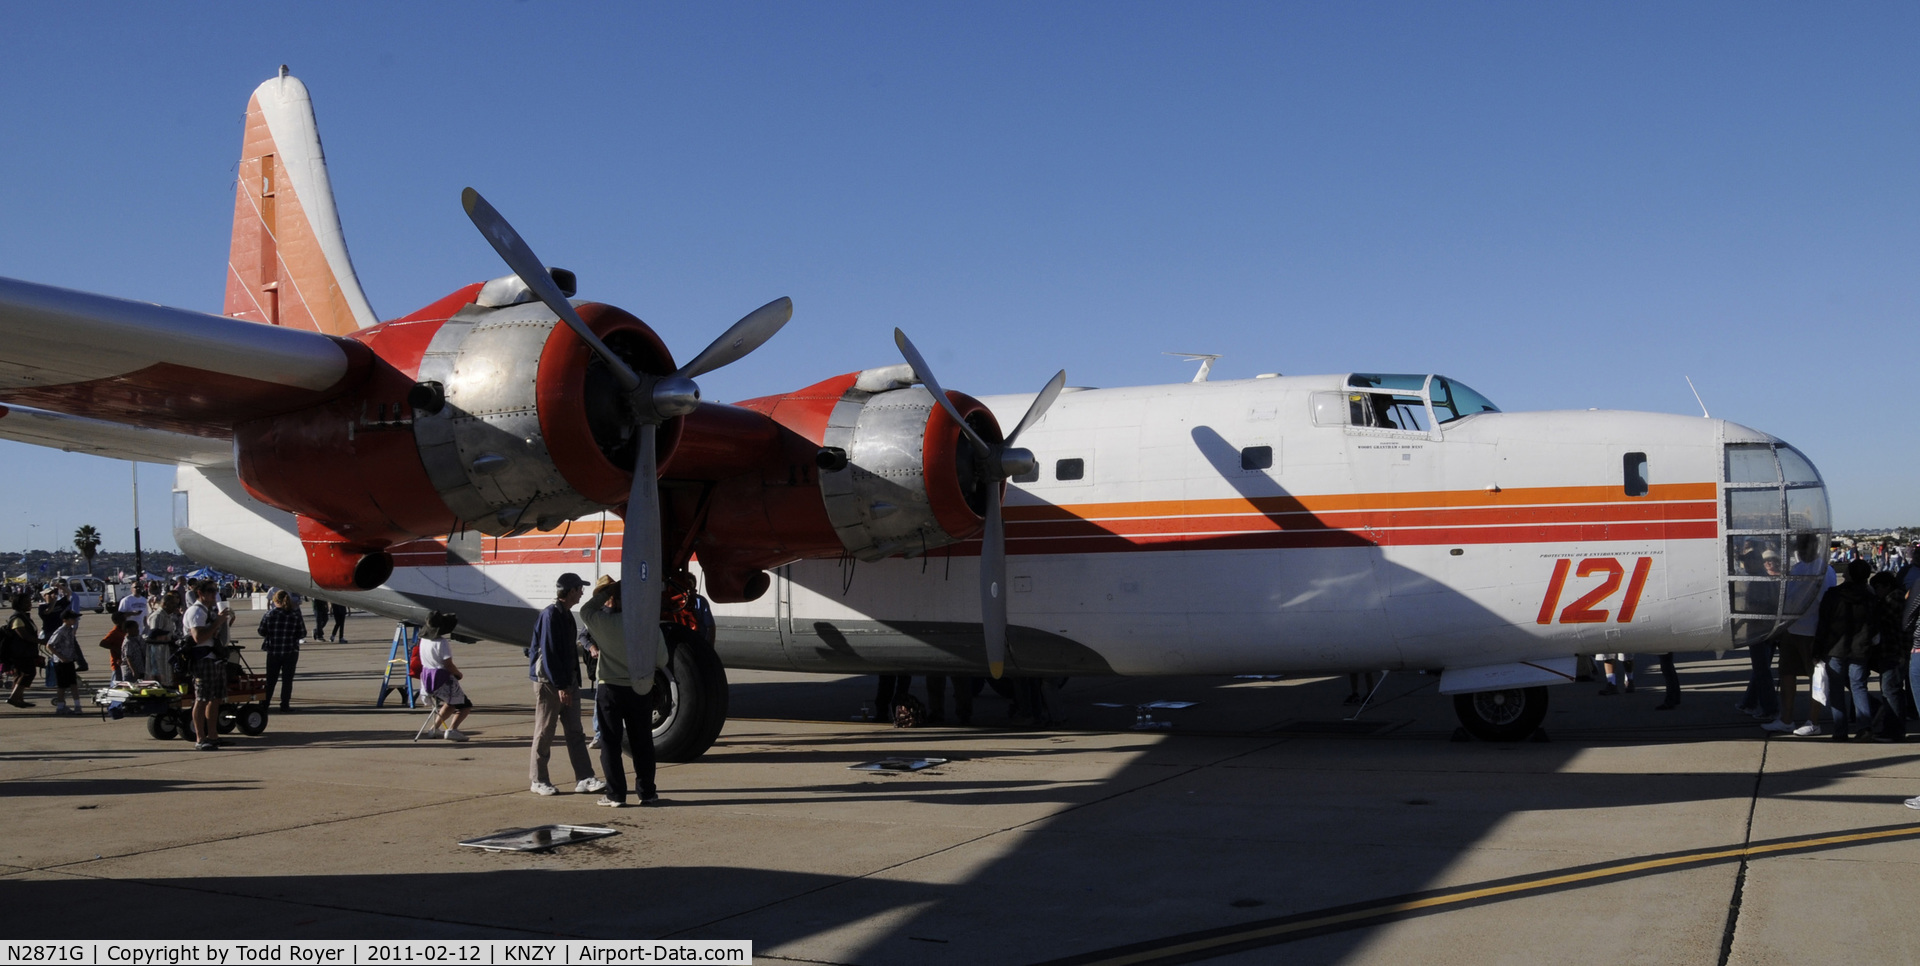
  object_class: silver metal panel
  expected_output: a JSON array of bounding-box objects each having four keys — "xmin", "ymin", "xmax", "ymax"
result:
[
  {"xmin": 817, "ymin": 385, "xmax": 965, "ymax": 562},
  {"xmin": 409, "ymin": 302, "xmax": 601, "ymax": 536}
]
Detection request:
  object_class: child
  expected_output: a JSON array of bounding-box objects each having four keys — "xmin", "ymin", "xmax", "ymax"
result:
[
  {"xmin": 417, "ymin": 612, "xmax": 471, "ymax": 741},
  {"xmin": 45, "ymin": 611, "xmax": 83, "ymax": 714}
]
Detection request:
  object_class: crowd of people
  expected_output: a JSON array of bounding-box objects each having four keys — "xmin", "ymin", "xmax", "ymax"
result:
[
  {"xmin": 1734, "ymin": 541, "xmax": 1920, "ymax": 756},
  {"xmin": 0, "ymin": 577, "xmax": 341, "ymax": 730}
]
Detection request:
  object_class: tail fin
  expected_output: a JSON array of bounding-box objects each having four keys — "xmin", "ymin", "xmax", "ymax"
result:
[{"xmin": 223, "ymin": 67, "xmax": 377, "ymax": 335}]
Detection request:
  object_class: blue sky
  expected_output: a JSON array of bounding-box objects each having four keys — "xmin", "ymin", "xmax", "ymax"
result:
[{"xmin": 1, "ymin": 2, "xmax": 1914, "ymax": 557}]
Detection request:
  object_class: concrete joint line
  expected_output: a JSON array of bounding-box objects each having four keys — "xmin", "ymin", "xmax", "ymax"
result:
[{"xmin": 1717, "ymin": 739, "xmax": 1769, "ymax": 966}]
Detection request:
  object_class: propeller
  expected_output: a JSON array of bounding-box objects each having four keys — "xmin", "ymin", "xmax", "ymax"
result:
[
  {"xmin": 893, "ymin": 329, "xmax": 1065, "ymax": 678},
  {"xmin": 463, "ymin": 188, "xmax": 791, "ymax": 677}
]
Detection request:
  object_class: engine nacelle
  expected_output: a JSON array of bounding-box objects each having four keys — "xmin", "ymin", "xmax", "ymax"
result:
[
  {"xmin": 230, "ymin": 278, "xmax": 1007, "ymax": 595},
  {"xmin": 688, "ymin": 365, "xmax": 1001, "ymax": 586},
  {"xmin": 234, "ymin": 280, "xmax": 680, "ymax": 588},
  {"xmin": 409, "ymin": 297, "xmax": 674, "ymax": 536},
  {"xmin": 817, "ymin": 365, "xmax": 1001, "ymax": 561}
]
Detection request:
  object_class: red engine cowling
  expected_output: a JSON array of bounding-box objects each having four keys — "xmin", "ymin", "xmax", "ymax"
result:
[
  {"xmin": 234, "ymin": 280, "xmax": 682, "ymax": 590},
  {"xmin": 674, "ymin": 365, "xmax": 1002, "ymax": 601}
]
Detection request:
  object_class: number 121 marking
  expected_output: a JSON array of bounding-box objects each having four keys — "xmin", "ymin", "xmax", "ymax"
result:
[{"xmin": 1536, "ymin": 556, "xmax": 1653, "ymax": 625}]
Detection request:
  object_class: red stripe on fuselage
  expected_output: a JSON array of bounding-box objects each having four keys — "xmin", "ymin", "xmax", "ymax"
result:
[{"xmin": 383, "ymin": 486, "xmax": 1723, "ymax": 568}]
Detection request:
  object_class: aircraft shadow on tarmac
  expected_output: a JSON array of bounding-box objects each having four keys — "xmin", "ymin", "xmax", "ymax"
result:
[{"xmin": 1, "ymin": 732, "xmax": 1910, "ymax": 961}]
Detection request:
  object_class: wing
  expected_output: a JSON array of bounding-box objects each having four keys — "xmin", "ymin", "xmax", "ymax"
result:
[
  {"xmin": 0, "ymin": 403, "xmax": 231, "ymax": 465},
  {"xmin": 0, "ymin": 275, "xmax": 361, "ymax": 438}
]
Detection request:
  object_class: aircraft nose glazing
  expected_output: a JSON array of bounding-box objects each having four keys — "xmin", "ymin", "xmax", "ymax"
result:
[{"xmin": 1721, "ymin": 437, "xmax": 1831, "ymax": 648}]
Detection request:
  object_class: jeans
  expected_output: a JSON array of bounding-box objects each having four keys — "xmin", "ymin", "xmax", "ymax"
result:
[
  {"xmin": 1828, "ymin": 658, "xmax": 1871, "ymax": 728},
  {"xmin": 1743, "ymin": 641, "xmax": 1779, "ymax": 716},
  {"xmin": 263, "ymin": 650, "xmax": 298, "ymax": 710},
  {"xmin": 1907, "ymin": 651, "xmax": 1920, "ymax": 721}
]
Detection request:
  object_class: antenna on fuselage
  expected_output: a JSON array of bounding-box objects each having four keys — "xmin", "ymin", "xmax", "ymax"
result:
[
  {"xmin": 1684, "ymin": 375, "xmax": 1711, "ymax": 418},
  {"xmin": 1165, "ymin": 352, "xmax": 1221, "ymax": 383}
]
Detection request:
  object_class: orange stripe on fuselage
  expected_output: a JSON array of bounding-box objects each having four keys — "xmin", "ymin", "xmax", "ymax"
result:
[
  {"xmin": 1002, "ymin": 482, "xmax": 1715, "ymax": 524},
  {"xmin": 385, "ymin": 483, "xmax": 1720, "ymax": 569}
]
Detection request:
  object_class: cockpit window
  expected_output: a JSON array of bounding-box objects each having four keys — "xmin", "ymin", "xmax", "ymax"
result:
[
  {"xmin": 1343, "ymin": 373, "xmax": 1500, "ymax": 432},
  {"xmin": 1348, "ymin": 392, "xmax": 1428, "ymax": 431},
  {"xmin": 1428, "ymin": 376, "xmax": 1501, "ymax": 423},
  {"xmin": 1348, "ymin": 373, "xmax": 1428, "ymax": 393}
]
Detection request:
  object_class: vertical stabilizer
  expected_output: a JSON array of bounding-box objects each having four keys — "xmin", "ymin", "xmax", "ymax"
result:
[{"xmin": 223, "ymin": 68, "xmax": 377, "ymax": 334}]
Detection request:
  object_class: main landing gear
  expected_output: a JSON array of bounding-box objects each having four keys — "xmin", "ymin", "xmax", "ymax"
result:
[
  {"xmin": 645, "ymin": 625, "xmax": 729, "ymax": 763},
  {"xmin": 1452, "ymin": 686, "xmax": 1550, "ymax": 742}
]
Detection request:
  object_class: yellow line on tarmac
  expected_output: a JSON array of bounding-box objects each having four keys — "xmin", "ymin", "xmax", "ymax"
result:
[{"xmin": 1066, "ymin": 824, "xmax": 1920, "ymax": 966}]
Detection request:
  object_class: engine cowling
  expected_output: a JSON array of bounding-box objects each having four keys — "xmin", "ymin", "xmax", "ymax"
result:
[
  {"xmin": 233, "ymin": 279, "xmax": 680, "ymax": 589},
  {"xmin": 815, "ymin": 365, "xmax": 1001, "ymax": 561},
  {"xmin": 408, "ymin": 297, "xmax": 675, "ymax": 537},
  {"xmin": 683, "ymin": 365, "xmax": 1002, "ymax": 599}
]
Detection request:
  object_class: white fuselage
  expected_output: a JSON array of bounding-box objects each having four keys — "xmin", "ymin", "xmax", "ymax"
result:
[{"xmin": 172, "ymin": 373, "xmax": 1829, "ymax": 680}]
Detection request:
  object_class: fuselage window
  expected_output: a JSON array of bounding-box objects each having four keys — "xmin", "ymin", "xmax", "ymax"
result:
[
  {"xmin": 1055, "ymin": 458, "xmax": 1085, "ymax": 481},
  {"xmin": 1623, "ymin": 452, "xmax": 1649, "ymax": 496},
  {"xmin": 1241, "ymin": 446, "xmax": 1273, "ymax": 471}
]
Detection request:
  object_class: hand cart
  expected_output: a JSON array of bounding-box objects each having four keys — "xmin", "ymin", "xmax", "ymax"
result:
[{"xmin": 93, "ymin": 643, "xmax": 271, "ymax": 739}]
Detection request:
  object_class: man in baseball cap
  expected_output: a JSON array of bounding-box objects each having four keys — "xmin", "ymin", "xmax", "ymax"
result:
[{"xmin": 526, "ymin": 572, "xmax": 603, "ymax": 797}]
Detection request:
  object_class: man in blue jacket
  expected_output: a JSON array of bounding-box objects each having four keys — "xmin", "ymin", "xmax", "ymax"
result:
[{"xmin": 527, "ymin": 573, "xmax": 605, "ymax": 797}]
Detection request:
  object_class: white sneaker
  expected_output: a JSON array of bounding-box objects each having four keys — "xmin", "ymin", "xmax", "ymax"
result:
[
  {"xmin": 443, "ymin": 728, "xmax": 468, "ymax": 742},
  {"xmin": 576, "ymin": 776, "xmax": 607, "ymax": 793},
  {"xmin": 589, "ymin": 736, "xmax": 603, "ymax": 750},
  {"xmin": 1792, "ymin": 723, "xmax": 1826, "ymax": 737},
  {"xmin": 531, "ymin": 782, "xmax": 558, "ymax": 796},
  {"xmin": 1760, "ymin": 719, "xmax": 1795, "ymax": 733},
  {"xmin": 422, "ymin": 727, "xmax": 442, "ymax": 739},
  {"xmin": 1904, "ymin": 796, "xmax": 1920, "ymax": 810}
]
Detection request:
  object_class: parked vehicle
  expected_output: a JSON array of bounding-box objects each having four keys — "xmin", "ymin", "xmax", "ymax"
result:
[{"xmin": 53, "ymin": 575, "xmax": 108, "ymax": 613}]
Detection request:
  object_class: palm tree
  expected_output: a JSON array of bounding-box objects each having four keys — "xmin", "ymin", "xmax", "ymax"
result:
[{"xmin": 73, "ymin": 525, "xmax": 101, "ymax": 575}]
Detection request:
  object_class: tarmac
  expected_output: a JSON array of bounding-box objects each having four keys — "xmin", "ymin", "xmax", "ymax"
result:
[{"xmin": 4, "ymin": 608, "xmax": 1919, "ymax": 965}]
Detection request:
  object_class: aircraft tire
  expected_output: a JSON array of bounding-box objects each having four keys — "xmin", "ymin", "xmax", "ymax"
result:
[
  {"xmin": 1452, "ymin": 686, "xmax": 1549, "ymax": 742},
  {"xmin": 647, "ymin": 626, "xmax": 730, "ymax": 763}
]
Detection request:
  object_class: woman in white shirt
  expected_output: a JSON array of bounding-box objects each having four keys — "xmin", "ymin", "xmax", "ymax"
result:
[
  {"xmin": 417, "ymin": 612, "xmax": 471, "ymax": 741},
  {"xmin": 144, "ymin": 592, "xmax": 185, "ymax": 686}
]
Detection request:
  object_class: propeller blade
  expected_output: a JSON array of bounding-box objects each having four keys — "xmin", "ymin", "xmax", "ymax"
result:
[
  {"xmin": 675, "ymin": 297, "xmax": 793, "ymax": 380},
  {"xmin": 1004, "ymin": 369, "xmax": 1066, "ymax": 448},
  {"xmin": 620, "ymin": 423, "xmax": 665, "ymax": 686},
  {"xmin": 893, "ymin": 329, "xmax": 991, "ymax": 457},
  {"xmin": 981, "ymin": 481, "xmax": 1007, "ymax": 679},
  {"xmin": 462, "ymin": 187, "xmax": 641, "ymax": 393}
]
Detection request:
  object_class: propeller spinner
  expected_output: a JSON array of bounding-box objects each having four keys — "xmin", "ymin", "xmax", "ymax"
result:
[
  {"xmin": 462, "ymin": 188, "xmax": 791, "ymax": 673},
  {"xmin": 893, "ymin": 329, "xmax": 1065, "ymax": 678}
]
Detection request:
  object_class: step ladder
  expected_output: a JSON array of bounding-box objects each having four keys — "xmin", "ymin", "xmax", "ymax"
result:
[{"xmin": 376, "ymin": 621, "xmax": 422, "ymax": 708}]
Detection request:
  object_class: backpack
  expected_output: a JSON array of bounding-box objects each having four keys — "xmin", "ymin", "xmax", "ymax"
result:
[
  {"xmin": 1819, "ymin": 586, "xmax": 1880, "ymax": 661},
  {"xmin": 408, "ymin": 644, "xmax": 423, "ymax": 679},
  {"xmin": 892, "ymin": 694, "xmax": 927, "ymax": 729}
]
